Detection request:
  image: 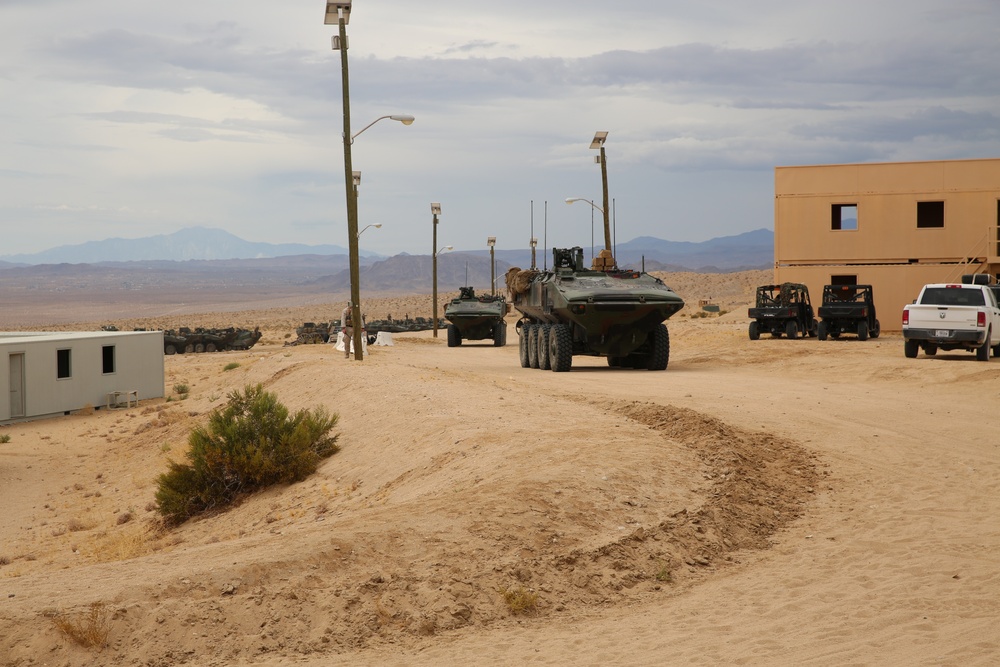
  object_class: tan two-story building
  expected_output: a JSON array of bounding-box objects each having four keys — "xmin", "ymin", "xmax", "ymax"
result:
[{"xmin": 774, "ymin": 158, "xmax": 1000, "ymax": 330}]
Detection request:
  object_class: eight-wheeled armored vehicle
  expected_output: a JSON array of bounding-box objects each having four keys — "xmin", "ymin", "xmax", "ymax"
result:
[
  {"xmin": 443, "ymin": 286, "xmax": 508, "ymax": 347},
  {"xmin": 817, "ymin": 284, "xmax": 880, "ymax": 341},
  {"xmin": 509, "ymin": 247, "xmax": 684, "ymax": 372},
  {"xmin": 748, "ymin": 283, "xmax": 817, "ymax": 340}
]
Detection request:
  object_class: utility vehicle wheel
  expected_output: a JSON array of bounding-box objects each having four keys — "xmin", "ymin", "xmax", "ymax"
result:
[
  {"xmin": 647, "ymin": 323, "xmax": 670, "ymax": 371},
  {"xmin": 785, "ymin": 320, "xmax": 799, "ymax": 339},
  {"xmin": 607, "ymin": 356, "xmax": 623, "ymax": 367},
  {"xmin": 904, "ymin": 339, "xmax": 919, "ymax": 358},
  {"xmin": 808, "ymin": 318, "xmax": 819, "ymax": 338},
  {"xmin": 550, "ymin": 324, "xmax": 572, "ymax": 372},
  {"xmin": 527, "ymin": 325, "xmax": 540, "ymax": 368},
  {"xmin": 518, "ymin": 324, "xmax": 530, "ymax": 368},
  {"xmin": 447, "ymin": 324, "xmax": 461, "ymax": 347},
  {"xmin": 748, "ymin": 322, "xmax": 760, "ymax": 341},
  {"xmin": 857, "ymin": 320, "xmax": 869, "ymax": 342},
  {"xmin": 165, "ymin": 345, "xmax": 176, "ymax": 355},
  {"xmin": 976, "ymin": 330, "xmax": 991, "ymax": 361},
  {"xmin": 871, "ymin": 319, "xmax": 881, "ymax": 339},
  {"xmin": 817, "ymin": 321, "xmax": 828, "ymax": 341},
  {"xmin": 537, "ymin": 324, "xmax": 552, "ymax": 370}
]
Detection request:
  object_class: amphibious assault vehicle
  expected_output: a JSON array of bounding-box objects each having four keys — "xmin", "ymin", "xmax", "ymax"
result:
[
  {"xmin": 163, "ymin": 327, "xmax": 261, "ymax": 354},
  {"xmin": 508, "ymin": 247, "xmax": 685, "ymax": 372},
  {"xmin": 443, "ymin": 286, "xmax": 509, "ymax": 347}
]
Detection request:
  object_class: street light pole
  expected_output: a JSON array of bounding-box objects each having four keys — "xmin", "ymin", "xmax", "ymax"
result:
[
  {"xmin": 431, "ymin": 203, "xmax": 442, "ymax": 337},
  {"xmin": 326, "ymin": 1, "xmax": 364, "ymax": 360},
  {"xmin": 590, "ymin": 131, "xmax": 612, "ymax": 253},
  {"xmin": 487, "ymin": 237, "xmax": 496, "ymax": 296}
]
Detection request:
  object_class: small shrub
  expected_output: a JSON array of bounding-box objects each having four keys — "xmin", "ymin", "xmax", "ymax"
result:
[
  {"xmin": 0, "ymin": 434, "xmax": 10, "ymax": 444},
  {"xmin": 53, "ymin": 602, "xmax": 112, "ymax": 649},
  {"xmin": 655, "ymin": 563, "xmax": 673, "ymax": 583},
  {"xmin": 223, "ymin": 362, "xmax": 241, "ymax": 372},
  {"xmin": 173, "ymin": 383, "xmax": 189, "ymax": 395},
  {"xmin": 498, "ymin": 586, "xmax": 539, "ymax": 615},
  {"xmin": 154, "ymin": 384, "xmax": 339, "ymax": 524}
]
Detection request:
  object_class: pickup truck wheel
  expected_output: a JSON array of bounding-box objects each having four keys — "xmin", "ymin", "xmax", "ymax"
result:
[
  {"xmin": 857, "ymin": 320, "xmax": 869, "ymax": 342},
  {"xmin": 924, "ymin": 344, "xmax": 937, "ymax": 356},
  {"xmin": 785, "ymin": 320, "xmax": 799, "ymax": 339},
  {"xmin": 904, "ymin": 339, "xmax": 919, "ymax": 358},
  {"xmin": 817, "ymin": 321, "xmax": 828, "ymax": 341},
  {"xmin": 748, "ymin": 322, "xmax": 760, "ymax": 340},
  {"xmin": 976, "ymin": 330, "xmax": 990, "ymax": 361}
]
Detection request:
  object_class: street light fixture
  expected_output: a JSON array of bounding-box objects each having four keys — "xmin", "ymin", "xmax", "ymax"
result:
[
  {"xmin": 565, "ymin": 197, "xmax": 603, "ymax": 262},
  {"xmin": 326, "ymin": 0, "xmax": 413, "ymax": 360},
  {"xmin": 350, "ymin": 114, "xmax": 415, "ymax": 144},
  {"xmin": 431, "ymin": 203, "xmax": 442, "ymax": 337},
  {"xmin": 487, "ymin": 236, "xmax": 497, "ymax": 296},
  {"xmin": 358, "ymin": 223, "xmax": 381, "ymax": 237},
  {"xmin": 589, "ymin": 131, "xmax": 612, "ymax": 254}
]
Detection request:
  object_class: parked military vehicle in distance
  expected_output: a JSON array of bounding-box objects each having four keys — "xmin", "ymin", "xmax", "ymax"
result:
[
  {"xmin": 444, "ymin": 286, "xmax": 509, "ymax": 347},
  {"xmin": 817, "ymin": 284, "xmax": 880, "ymax": 341},
  {"xmin": 509, "ymin": 247, "xmax": 685, "ymax": 372},
  {"xmin": 748, "ymin": 283, "xmax": 818, "ymax": 340},
  {"xmin": 287, "ymin": 322, "xmax": 332, "ymax": 345},
  {"xmin": 163, "ymin": 327, "xmax": 261, "ymax": 354}
]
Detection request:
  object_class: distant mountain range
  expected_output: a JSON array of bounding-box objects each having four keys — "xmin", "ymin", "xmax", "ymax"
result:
[{"xmin": 0, "ymin": 226, "xmax": 774, "ymax": 274}]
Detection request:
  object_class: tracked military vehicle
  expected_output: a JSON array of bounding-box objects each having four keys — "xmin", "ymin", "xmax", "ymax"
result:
[
  {"xmin": 443, "ymin": 286, "xmax": 509, "ymax": 347},
  {"xmin": 508, "ymin": 247, "xmax": 684, "ymax": 371}
]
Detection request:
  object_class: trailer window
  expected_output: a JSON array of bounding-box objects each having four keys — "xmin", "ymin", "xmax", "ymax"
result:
[
  {"xmin": 917, "ymin": 201, "xmax": 944, "ymax": 228},
  {"xmin": 103, "ymin": 345, "xmax": 116, "ymax": 374},
  {"xmin": 57, "ymin": 349, "xmax": 72, "ymax": 379},
  {"xmin": 831, "ymin": 204, "xmax": 857, "ymax": 231}
]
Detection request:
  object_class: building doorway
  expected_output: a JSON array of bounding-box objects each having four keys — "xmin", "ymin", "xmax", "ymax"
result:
[{"xmin": 9, "ymin": 353, "xmax": 25, "ymax": 419}]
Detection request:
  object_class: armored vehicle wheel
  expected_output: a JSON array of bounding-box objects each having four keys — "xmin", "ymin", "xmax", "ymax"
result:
[
  {"xmin": 527, "ymin": 325, "xmax": 540, "ymax": 368},
  {"xmin": 925, "ymin": 343, "xmax": 937, "ymax": 356},
  {"xmin": 904, "ymin": 339, "xmax": 919, "ymax": 358},
  {"xmin": 206, "ymin": 343, "xmax": 217, "ymax": 352},
  {"xmin": 493, "ymin": 322, "xmax": 506, "ymax": 347},
  {"xmin": 165, "ymin": 345, "xmax": 176, "ymax": 355},
  {"xmin": 518, "ymin": 325, "xmax": 530, "ymax": 367},
  {"xmin": 748, "ymin": 321, "xmax": 760, "ymax": 340},
  {"xmin": 647, "ymin": 323, "xmax": 670, "ymax": 371},
  {"xmin": 817, "ymin": 320, "xmax": 828, "ymax": 341},
  {"xmin": 184, "ymin": 344, "xmax": 195, "ymax": 354},
  {"xmin": 195, "ymin": 343, "xmax": 205, "ymax": 353},
  {"xmin": 537, "ymin": 324, "xmax": 552, "ymax": 370},
  {"xmin": 857, "ymin": 320, "xmax": 869, "ymax": 341},
  {"xmin": 550, "ymin": 324, "xmax": 572, "ymax": 372},
  {"xmin": 447, "ymin": 324, "xmax": 461, "ymax": 347},
  {"xmin": 976, "ymin": 329, "xmax": 991, "ymax": 361},
  {"xmin": 785, "ymin": 320, "xmax": 799, "ymax": 339}
]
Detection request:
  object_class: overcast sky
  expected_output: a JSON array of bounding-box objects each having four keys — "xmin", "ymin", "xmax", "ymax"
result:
[{"xmin": 2, "ymin": 0, "xmax": 998, "ymax": 257}]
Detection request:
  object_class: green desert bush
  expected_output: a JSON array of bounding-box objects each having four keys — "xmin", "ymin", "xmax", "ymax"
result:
[{"xmin": 155, "ymin": 384, "xmax": 339, "ymax": 524}]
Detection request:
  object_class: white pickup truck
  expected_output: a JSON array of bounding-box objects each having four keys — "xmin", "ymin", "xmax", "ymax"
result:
[{"xmin": 902, "ymin": 278, "xmax": 1000, "ymax": 361}]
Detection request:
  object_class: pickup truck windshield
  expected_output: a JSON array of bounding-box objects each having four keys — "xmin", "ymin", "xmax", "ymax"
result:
[{"xmin": 921, "ymin": 288, "xmax": 986, "ymax": 306}]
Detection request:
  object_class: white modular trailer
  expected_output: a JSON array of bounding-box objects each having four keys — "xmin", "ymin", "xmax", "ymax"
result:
[{"xmin": 1, "ymin": 330, "xmax": 164, "ymax": 423}]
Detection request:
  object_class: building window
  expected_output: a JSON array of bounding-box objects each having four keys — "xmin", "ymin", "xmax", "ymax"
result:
[
  {"xmin": 57, "ymin": 349, "xmax": 72, "ymax": 379},
  {"xmin": 102, "ymin": 345, "xmax": 116, "ymax": 374},
  {"xmin": 831, "ymin": 204, "xmax": 858, "ymax": 230},
  {"xmin": 917, "ymin": 201, "xmax": 944, "ymax": 228}
]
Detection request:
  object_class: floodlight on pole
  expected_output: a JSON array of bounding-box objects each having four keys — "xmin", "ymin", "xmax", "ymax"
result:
[
  {"xmin": 487, "ymin": 236, "xmax": 497, "ymax": 296},
  {"xmin": 589, "ymin": 131, "xmax": 612, "ymax": 254},
  {"xmin": 431, "ymin": 203, "xmax": 442, "ymax": 337},
  {"xmin": 350, "ymin": 114, "xmax": 415, "ymax": 144}
]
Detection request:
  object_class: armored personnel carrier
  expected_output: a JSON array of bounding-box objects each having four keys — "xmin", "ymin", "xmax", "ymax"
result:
[
  {"xmin": 443, "ymin": 286, "xmax": 509, "ymax": 347},
  {"xmin": 508, "ymin": 247, "xmax": 684, "ymax": 371}
]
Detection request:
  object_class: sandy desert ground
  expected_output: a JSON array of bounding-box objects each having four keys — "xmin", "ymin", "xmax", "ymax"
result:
[{"xmin": 1, "ymin": 270, "xmax": 999, "ymax": 666}]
